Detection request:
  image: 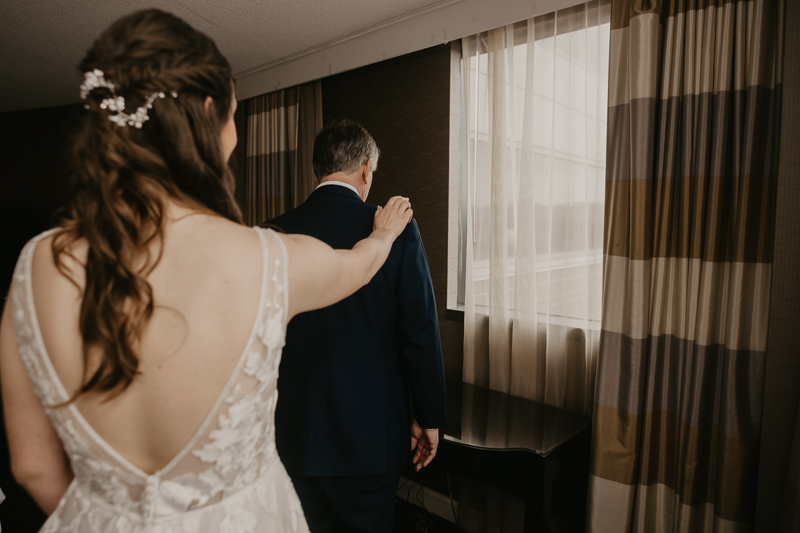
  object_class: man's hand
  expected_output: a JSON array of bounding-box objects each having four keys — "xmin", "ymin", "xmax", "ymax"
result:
[{"xmin": 410, "ymin": 421, "xmax": 439, "ymax": 472}]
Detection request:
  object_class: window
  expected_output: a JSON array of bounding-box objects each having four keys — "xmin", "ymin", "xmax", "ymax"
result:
[{"xmin": 448, "ymin": 6, "xmax": 610, "ymax": 331}]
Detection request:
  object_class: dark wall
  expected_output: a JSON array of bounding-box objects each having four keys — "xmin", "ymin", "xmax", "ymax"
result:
[
  {"xmin": 755, "ymin": 0, "xmax": 800, "ymax": 529},
  {"xmin": 0, "ymin": 104, "xmax": 77, "ymax": 225},
  {"xmin": 0, "ymin": 104, "xmax": 78, "ymax": 302},
  {"xmin": 321, "ymin": 44, "xmax": 464, "ymax": 380}
]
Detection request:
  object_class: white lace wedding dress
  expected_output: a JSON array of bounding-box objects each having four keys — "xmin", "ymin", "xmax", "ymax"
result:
[{"xmin": 10, "ymin": 227, "xmax": 310, "ymax": 533}]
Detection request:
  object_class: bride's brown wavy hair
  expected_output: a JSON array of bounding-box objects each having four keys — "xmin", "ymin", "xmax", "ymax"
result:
[{"xmin": 53, "ymin": 8, "xmax": 242, "ymax": 399}]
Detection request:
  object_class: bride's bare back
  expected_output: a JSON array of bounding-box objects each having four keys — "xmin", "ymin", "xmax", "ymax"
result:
[{"xmin": 33, "ymin": 208, "xmax": 264, "ymax": 474}]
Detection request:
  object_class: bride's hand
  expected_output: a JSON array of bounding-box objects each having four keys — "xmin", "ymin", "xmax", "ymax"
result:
[{"xmin": 373, "ymin": 196, "xmax": 413, "ymax": 238}]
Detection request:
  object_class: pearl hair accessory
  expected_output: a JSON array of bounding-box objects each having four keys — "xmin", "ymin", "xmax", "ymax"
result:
[{"xmin": 80, "ymin": 69, "xmax": 178, "ymax": 129}]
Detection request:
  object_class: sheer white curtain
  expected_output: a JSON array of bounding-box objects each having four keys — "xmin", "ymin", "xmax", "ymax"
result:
[{"xmin": 461, "ymin": 0, "xmax": 609, "ymax": 415}]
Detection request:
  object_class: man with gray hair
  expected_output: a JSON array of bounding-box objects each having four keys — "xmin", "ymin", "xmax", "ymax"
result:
[{"xmin": 266, "ymin": 119, "xmax": 446, "ymax": 532}]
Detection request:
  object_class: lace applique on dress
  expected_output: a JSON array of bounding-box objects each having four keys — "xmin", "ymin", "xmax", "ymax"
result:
[{"xmin": 11, "ymin": 227, "xmax": 308, "ymax": 532}]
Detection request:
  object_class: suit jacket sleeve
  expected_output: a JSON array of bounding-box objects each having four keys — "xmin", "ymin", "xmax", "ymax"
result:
[{"xmin": 396, "ymin": 219, "xmax": 447, "ymax": 429}]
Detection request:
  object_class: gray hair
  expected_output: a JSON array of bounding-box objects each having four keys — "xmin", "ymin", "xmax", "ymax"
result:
[{"xmin": 312, "ymin": 119, "xmax": 380, "ymax": 179}]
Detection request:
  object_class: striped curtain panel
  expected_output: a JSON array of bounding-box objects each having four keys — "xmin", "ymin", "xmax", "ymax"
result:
[
  {"xmin": 244, "ymin": 81, "xmax": 322, "ymax": 226},
  {"xmin": 588, "ymin": 1, "xmax": 785, "ymax": 532}
]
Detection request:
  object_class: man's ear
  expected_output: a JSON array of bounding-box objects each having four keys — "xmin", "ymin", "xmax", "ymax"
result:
[
  {"xmin": 204, "ymin": 96, "xmax": 214, "ymax": 115},
  {"xmin": 361, "ymin": 159, "xmax": 372, "ymax": 183}
]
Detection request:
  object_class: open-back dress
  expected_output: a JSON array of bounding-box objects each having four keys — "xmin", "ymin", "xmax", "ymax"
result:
[{"xmin": 9, "ymin": 227, "xmax": 309, "ymax": 533}]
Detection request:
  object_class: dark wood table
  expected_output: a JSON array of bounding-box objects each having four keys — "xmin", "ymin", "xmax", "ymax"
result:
[{"xmin": 417, "ymin": 379, "xmax": 592, "ymax": 532}]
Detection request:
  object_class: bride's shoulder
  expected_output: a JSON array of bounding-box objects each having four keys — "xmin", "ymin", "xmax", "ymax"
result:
[
  {"xmin": 193, "ymin": 215, "xmax": 262, "ymax": 250},
  {"xmin": 28, "ymin": 229, "xmax": 87, "ymax": 289}
]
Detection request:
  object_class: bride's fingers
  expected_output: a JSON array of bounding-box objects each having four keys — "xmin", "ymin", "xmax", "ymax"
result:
[
  {"xmin": 387, "ymin": 196, "xmax": 409, "ymax": 208},
  {"xmin": 381, "ymin": 197, "xmax": 412, "ymax": 217},
  {"xmin": 393, "ymin": 197, "xmax": 411, "ymax": 214},
  {"xmin": 376, "ymin": 197, "xmax": 412, "ymax": 232}
]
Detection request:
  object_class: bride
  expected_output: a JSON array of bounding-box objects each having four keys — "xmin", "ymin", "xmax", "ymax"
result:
[{"xmin": 0, "ymin": 9, "xmax": 412, "ymax": 532}]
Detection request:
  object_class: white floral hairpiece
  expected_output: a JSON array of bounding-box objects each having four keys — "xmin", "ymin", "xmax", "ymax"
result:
[{"xmin": 80, "ymin": 69, "xmax": 178, "ymax": 129}]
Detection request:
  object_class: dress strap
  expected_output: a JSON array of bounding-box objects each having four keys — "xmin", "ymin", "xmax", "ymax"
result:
[
  {"xmin": 10, "ymin": 228, "xmax": 68, "ymax": 407},
  {"xmin": 254, "ymin": 227, "xmax": 289, "ymax": 329}
]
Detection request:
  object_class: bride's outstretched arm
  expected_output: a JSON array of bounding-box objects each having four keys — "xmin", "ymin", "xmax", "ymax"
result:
[
  {"xmin": 0, "ymin": 290, "xmax": 74, "ymax": 514},
  {"xmin": 282, "ymin": 195, "xmax": 413, "ymax": 321}
]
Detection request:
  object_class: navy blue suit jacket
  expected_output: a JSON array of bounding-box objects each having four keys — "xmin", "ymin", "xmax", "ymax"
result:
[{"xmin": 268, "ymin": 185, "xmax": 446, "ymax": 477}]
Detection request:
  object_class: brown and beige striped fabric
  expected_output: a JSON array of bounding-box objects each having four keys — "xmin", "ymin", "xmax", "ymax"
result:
[
  {"xmin": 243, "ymin": 81, "xmax": 322, "ymax": 226},
  {"xmin": 588, "ymin": 0, "xmax": 785, "ymax": 531}
]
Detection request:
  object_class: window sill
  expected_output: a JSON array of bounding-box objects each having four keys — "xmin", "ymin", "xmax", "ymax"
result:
[
  {"xmin": 445, "ymin": 307, "xmax": 465, "ymax": 323},
  {"xmin": 445, "ymin": 305, "xmax": 600, "ymax": 332}
]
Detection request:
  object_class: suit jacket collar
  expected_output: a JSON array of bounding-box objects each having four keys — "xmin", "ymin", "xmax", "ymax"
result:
[{"xmin": 308, "ymin": 183, "xmax": 363, "ymax": 203}]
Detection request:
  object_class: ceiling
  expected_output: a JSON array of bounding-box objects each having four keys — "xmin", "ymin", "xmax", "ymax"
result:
[{"xmin": 0, "ymin": 0, "xmax": 452, "ymax": 113}]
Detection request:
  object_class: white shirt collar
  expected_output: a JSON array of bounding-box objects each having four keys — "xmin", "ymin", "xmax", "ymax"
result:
[{"xmin": 315, "ymin": 180, "xmax": 362, "ymax": 199}]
